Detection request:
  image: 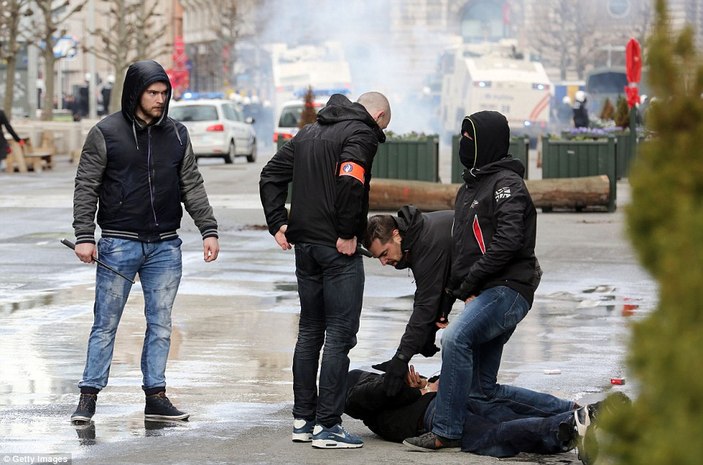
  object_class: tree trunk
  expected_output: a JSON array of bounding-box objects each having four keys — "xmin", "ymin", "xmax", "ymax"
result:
[
  {"xmin": 368, "ymin": 176, "xmax": 611, "ymax": 212},
  {"xmin": 3, "ymin": 56, "xmax": 17, "ymax": 117},
  {"xmin": 41, "ymin": 50, "xmax": 56, "ymax": 121}
]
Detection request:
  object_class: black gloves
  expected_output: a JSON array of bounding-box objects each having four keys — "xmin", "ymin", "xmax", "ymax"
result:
[
  {"xmin": 381, "ymin": 354, "xmax": 409, "ymax": 396},
  {"xmin": 449, "ymin": 280, "xmax": 474, "ymax": 302},
  {"xmin": 371, "ymin": 360, "xmax": 390, "ymax": 372}
]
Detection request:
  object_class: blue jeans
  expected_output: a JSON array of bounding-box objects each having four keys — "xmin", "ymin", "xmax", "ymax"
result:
[
  {"xmin": 424, "ymin": 398, "xmax": 574, "ymax": 457},
  {"xmin": 292, "ymin": 243, "xmax": 364, "ymax": 428},
  {"xmin": 78, "ymin": 237, "xmax": 182, "ymax": 392},
  {"xmin": 433, "ymin": 286, "xmax": 542, "ymax": 439}
]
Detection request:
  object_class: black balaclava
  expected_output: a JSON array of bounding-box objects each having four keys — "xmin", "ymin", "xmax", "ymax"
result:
[{"xmin": 458, "ymin": 110, "xmax": 510, "ymax": 173}]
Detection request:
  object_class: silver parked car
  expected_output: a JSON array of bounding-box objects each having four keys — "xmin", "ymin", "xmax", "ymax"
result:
[{"xmin": 170, "ymin": 99, "xmax": 257, "ymax": 164}]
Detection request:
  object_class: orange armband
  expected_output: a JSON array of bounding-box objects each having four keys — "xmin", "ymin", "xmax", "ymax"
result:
[{"xmin": 338, "ymin": 161, "xmax": 365, "ymax": 185}]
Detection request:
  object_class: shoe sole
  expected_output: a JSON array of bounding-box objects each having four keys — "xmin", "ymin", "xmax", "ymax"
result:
[
  {"xmin": 71, "ymin": 419, "xmax": 93, "ymax": 427},
  {"xmin": 71, "ymin": 416, "xmax": 93, "ymax": 424},
  {"xmin": 144, "ymin": 413, "xmax": 190, "ymax": 421},
  {"xmin": 402, "ymin": 440, "xmax": 460, "ymax": 453},
  {"xmin": 292, "ymin": 432, "xmax": 312, "ymax": 442},
  {"xmin": 311, "ymin": 439, "xmax": 363, "ymax": 449}
]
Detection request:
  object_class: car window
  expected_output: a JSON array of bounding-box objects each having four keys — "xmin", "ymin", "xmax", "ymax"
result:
[
  {"xmin": 278, "ymin": 105, "xmax": 302, "ymax": 128},
  {"xmin": 224, "ymin": 104, "xmax": 242, "ymax": 122},
  {"xmin": 221, "ymin": 104, "xmax": 232, "ymax": 121},
  {"xmin": 232, "ymin": 106, "xmax": 244, "ymax": 122},
  {"xmin": 170, "ymin": 105, "xmax": 218, "ymax": 122}
]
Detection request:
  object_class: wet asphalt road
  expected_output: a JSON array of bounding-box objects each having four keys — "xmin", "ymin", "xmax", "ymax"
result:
[{"xmin": 0, "ymin": 145, "xmax": 656, "ymax": 464}]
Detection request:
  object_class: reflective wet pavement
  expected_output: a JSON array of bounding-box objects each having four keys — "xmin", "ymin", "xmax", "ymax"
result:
[{"xmin": 0, "ymin": 151, "xmax": 656, "ymax": 464}]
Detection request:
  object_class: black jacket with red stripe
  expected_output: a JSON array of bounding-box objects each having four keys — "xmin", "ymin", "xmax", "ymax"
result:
[
  {"xmin": 259, "ymin": 94, "xmax": 386, "ymax": 246},
  {"xmin": 451, "ymin": 111, "xmax": 541, "ymax": 305}
]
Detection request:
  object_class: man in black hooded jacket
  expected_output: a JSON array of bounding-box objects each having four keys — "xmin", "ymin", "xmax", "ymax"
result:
[
  {"xmin": 260, "ymin": 92, "xmax": 390, "ymax": 449},
  {"xmin": 363, "ymin": 206, "xmax": 454, "ymax": 394},
  {"xmin": 70, "ymin": 60, "xmax": 219, "ymax": 425},
  {"xmin": 405, "ymin": 110, "xmax": 547, "ymax": 451}
]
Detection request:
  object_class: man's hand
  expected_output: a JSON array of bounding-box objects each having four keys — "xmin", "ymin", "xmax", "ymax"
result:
[
  {"xmin": 203, "ymin": 237, "xmax": 220, "ymax": 262},
  {"xmin": 75, "ymin": 242, "xmax": 96, "ymax": 264},
  {"xmin": 382, "ymin": 354, "xmax": 409, "ymax": 396},
  {"xmin": 371, "ymin": 360, "xmax": 390, "ymax": 372},
  {"xmin": 405, "ymin": 365, "xmax": 425, "ymax": 389},
  {"xmin": 450, "ymin": 281, "xmax": 475, "ymax": 303},
  {"xmin": 336, "ymin": 236, "xmax": 357, "ymax": 256},
  {"xmin": 275, "ymin": 225, "xmax": 291, "ymax": 250}
]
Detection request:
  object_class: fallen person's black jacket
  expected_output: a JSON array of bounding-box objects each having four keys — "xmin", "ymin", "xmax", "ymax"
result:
[{"xmin": 344, "ymin": 369, "xmax": 435, "ymax": 442}]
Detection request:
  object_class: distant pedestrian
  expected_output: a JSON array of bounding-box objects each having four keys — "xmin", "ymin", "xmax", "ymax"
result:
[
  {"xmin": 0, "ymin": 109, "xmax": 24, "ymax": 167},
  {"xmin": 260, "ymin": 91, "xmax": 390, "ymax": 449},
  {"xmin": 573, "ymin": 91, "xmax": 589, "ymax": 128},
  {"xmin": 70, "ymin": 60, "xmax": 220, "ymax": 425}
]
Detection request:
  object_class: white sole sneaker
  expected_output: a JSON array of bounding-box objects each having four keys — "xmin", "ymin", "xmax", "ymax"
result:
[
  {"xmin": 311, "ymin": 438, "xmax": 363, "ymax": 449},
  {"xmin": 292, "ymin": 432, "xmax": 312, "ymax": 442}
]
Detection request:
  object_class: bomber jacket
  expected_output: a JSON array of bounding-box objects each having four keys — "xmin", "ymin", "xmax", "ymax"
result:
[
  {"xmin": 393, "ymin": 206, "xmax": 454, "ymax": 359},
  {"xmin": 451, "ymin": 111, "xmax": 541, "ymax": 305},
  {"xmin": 259, "ymin": 94, "xmax": 386, "ymax": 246},
  {"xmin": 73, "ymin": 60, "xmax": 218, "ymax": 244}
]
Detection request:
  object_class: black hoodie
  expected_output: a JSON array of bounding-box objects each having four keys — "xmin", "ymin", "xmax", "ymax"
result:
[
  {"xmin": 73, "ymin": 60, "xmax": 218, "ymax": 244},
  {"xmin": 260, "ymin": 94, "xmax": 386, "ymax": 246},
  {"xmin": 393, "ymin": 206, "xmax": 454, "ymax": 359},
  {"xmin": 451, "ymin": 111, "xmax": 541, "ymax": 305}
]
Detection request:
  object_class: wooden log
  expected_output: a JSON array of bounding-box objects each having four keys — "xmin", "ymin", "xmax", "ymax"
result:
[{"xmin": 369, "ymin": 176, "xmax": 610, "ymax": 212}]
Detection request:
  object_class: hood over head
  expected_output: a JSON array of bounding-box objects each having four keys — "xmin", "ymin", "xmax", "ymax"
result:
[
  {"xmin": 121, "ymin": 60, "xmax": 172, "ymax": 126},
  {"xmin": 395, "ymin": 205, "xmax": 424, "ymax": 265},
  {"xmin": 317, "ymin": 94, "xmax": 386, "ymax": 143},
  {"xmin": 459, "ymin": 110, "xmax": 510, "ymax": 172}
]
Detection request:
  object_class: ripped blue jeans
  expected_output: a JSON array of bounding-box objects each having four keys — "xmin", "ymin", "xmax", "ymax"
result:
[{"xmin": 78, "ymin": 237, "xmax": 182, "ymax": 392}]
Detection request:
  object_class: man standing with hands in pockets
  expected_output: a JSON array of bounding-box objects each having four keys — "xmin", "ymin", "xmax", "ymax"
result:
[{"xmin": 260, "ymin": 91, "xmax": 390, "ymax": 449}]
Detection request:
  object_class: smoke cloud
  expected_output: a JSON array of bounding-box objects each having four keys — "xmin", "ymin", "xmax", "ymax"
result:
[{"xmin": 251, "ymin": 0, "xmax": 446, "ymax": 135}]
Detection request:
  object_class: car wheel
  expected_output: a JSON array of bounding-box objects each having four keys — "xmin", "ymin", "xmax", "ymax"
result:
[
  {"xmin": 246, "ymin": 139, "xmax": 257, "ymax": 163},
  {"xmin": 224, "ymin": 141, "xmax": 235, "ymax": 164}
]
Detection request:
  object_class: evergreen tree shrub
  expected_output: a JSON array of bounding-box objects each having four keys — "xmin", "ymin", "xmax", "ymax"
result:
[
  {"xmin": 614, "ymin": 96, "xmax": 630, "ymax": 128},
  {"xmin": 599, "ymin": 1, "xmax": 703, "ymax": 464},
  {"xmin": 600, "ymin": 97, "xmax": 616, "ymax": 121},
  {"xmin": 298, "ymin": 86, "xmax": 317, "ymax": 128}
]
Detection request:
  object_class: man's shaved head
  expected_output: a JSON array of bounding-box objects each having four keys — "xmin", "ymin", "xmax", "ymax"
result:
[{"xmin": 357, "ymin": 92, "xmax": 391, "ymax": 129}]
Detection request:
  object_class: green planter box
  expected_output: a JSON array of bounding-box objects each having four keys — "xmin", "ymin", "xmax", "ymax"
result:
[
  {"xmin": 280, "ymin": 137, "xmax": 440, "ymax": 182},
  {"xmin": 372, "ymin": 137, "xmax": 439, "ymax": 182},
  {"xmin": 541, "ymin": 136, "xmax": 617, "ymax": 212},
  {"xmin": 451, "ymin": 135, "xmax": 530, "ymax": 183},
  {"xmin": 559, "ymin": 131, "xmax": 642, "ymax": 180},
  {"xmin": 615, "ymin": 133, "xmax": 645, "ymax": 179},
  {"xmin": 276, "ymin": 136, "xmax": 441, "ymax": 203}
]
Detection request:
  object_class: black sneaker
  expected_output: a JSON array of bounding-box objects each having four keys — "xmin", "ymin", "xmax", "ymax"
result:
[
  {"xmin": 71, "ymin": 393, "xmax": 97, "ymax": 423},
  {"xmin": 403, "ymin": 432, "xmax": 461, "ymax": 452},
  {"xmin": 144, "ymin": 392, "xmax": 189, "ymax": 421}
]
